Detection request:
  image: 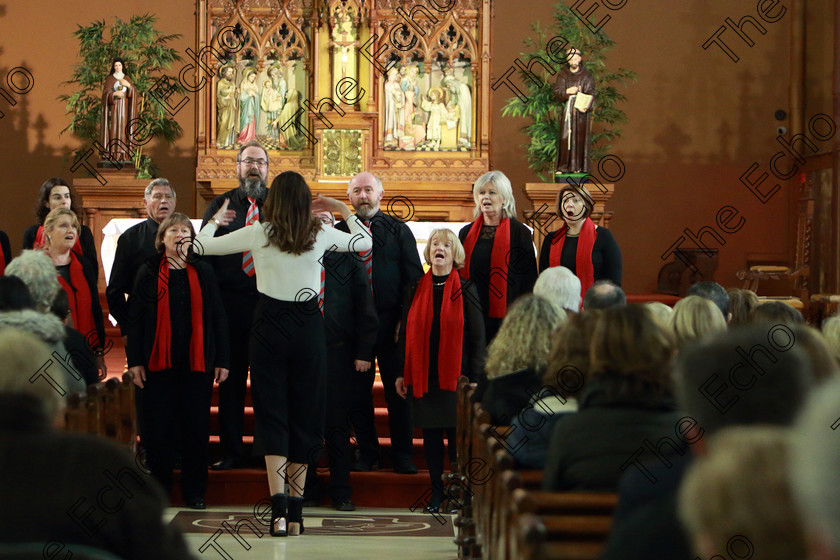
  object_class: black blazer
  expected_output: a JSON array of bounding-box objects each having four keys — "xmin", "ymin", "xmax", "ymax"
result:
[
  {"xmin": 24, "ymin": 223, "xmax": 99, "ymax": 279},
  {"xmin": 106, "ymin": 218, "xmax": 159, "ymax": 335},
  {"xmin": 481, "ymin": 367, "xmax": 543, "ymax": 425},
  {"xmin": 538, "ymin": 225, "xmax": 622, "ymax": 285},
  {"xmin": 336, "ymin": 210, "xmax": 424, "ymax": 329},
  {"xmin": 126, "ymin": 254, "xmax": 230, "ymax": 373},
  {"xmin": 399, "ymin": 275, "xmax": 486, "ymax": 382},
  {"xmin": 323, "ymin": 250, "xmax": 379, "ymax": 361},
  {"xmin": 458, "ymin": 217, "xmax": 538, "ymax": 310}
]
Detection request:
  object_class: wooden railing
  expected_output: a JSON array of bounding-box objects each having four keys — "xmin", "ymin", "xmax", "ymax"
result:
[{"xmin": 64, "ymin": 372, "xmax": 137, "ymax": 454}]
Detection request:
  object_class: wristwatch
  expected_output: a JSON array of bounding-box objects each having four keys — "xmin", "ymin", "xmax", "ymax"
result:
[{"xmin": 213, "ymin": 218, "xmax": 222, "ymax": 226}]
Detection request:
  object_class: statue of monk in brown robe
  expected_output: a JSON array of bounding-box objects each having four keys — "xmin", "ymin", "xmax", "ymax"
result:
[
  {"xmin": 553, "ymin": 48, "xmax": 595, "ymax": 175},
  {"xmin": 101, "ymin": 57, "xmax": 137, "ymax": 162}
]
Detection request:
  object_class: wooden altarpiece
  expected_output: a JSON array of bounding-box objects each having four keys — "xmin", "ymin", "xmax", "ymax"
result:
[{"xmin": 195, "ymin": 0, "xmax": 492, "ymax": 221}]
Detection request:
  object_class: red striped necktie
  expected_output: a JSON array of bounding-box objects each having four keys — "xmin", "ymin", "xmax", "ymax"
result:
[
  {"xmin": 360, "ymin": 220, "xmax": 373, "ymax": 295},
  {"xmin": 242, "ymin": 197, "xmax": 258, "ymax": 277},
  {"xmin": 318, "ymin": 266, "xmax": 325, "ymax": 316}
]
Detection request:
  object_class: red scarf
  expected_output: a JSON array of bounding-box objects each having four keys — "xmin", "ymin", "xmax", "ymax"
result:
[
  {"xmin": 460, "ymin": 215, "xmax": 511, "ymax": 318},
  {"xmin": 36, "ymin": 224, "xmax": 83, "ymax": 256},
  {"xmin": 549, "ymin": 217, "xmax": 597, "ymax": 300},
  {"xmin": 405, "ymin": 270, "xmax": 464, "ymax": 396},
  {"xmin": 57, "ymin": 252, "xmax": 97, "ymax": 346},
  {"xmin": 148, "ymin": 257, "xmax": 206, "ymax": 373},
  {"xmin": 0, "ymin": 242, "xmax": 5, "ymax": 275}
]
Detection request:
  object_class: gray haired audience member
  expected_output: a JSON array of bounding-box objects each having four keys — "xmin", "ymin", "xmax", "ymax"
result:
[
  {"xmin": 601, "ymin": 325, "xmax": 816, "ymax": 560},
  {"xmin": 791, "ymin": 377, "xmax": 840, "ymax": 560},
  {"xmin": 0, "ymin": 330, "xmax": 195, "ymax": 559},
  {"xmin": 750, "ymin": 300, "xmax": 804, "ymax": 326},
  {"xmin": 3, "ymin": 250, "xmax": 85, "ymax": 394},
  {"xmin": 582, "ymin": 280, "xmax": 625, "ymax": 310},
  {"xmin": 687, "ymin": 281, "xmax": 730, "ymax": 322},
  {"xmin": 533, "ymin": 266, "xmax": 581, "ymax": 312},
  {"xmin": 822, "ymin": 316, "xmax": 840, "ymax": 365}
]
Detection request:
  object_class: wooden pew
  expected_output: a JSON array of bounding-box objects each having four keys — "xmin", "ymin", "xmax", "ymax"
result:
[{"xmin": 63, "ymin": 374, "xmax": 136, "ymax": 453}]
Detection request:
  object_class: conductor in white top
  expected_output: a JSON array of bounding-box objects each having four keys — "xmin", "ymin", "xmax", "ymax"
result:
[{"xmin": 195, "ymin": 171, "xmax": 371, "ymax": 538}]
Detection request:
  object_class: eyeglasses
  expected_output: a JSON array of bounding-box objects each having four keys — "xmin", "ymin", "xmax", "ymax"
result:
[{"xmin": 238, "ymin": 158, "xmax": 268, "ymax": 167}]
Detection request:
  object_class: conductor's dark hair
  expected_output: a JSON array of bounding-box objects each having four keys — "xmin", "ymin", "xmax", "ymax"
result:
[
  {"xmin": 583, "ymin": 280, "xmax": 626, "ymax": 310},
  {"xmin": 674, "ymin": 325, "xmax": 814, "ymax": 436},
  {"xmin": 687, "ymin": 281, "xmax": 729, "ymax": 320},
  {"xmin": 0, "ymin": 276, "xmax": 35, "ymax": 311}
]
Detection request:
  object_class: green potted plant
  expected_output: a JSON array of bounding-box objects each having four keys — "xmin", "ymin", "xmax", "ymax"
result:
[{"xmin": 59, "ymin": 14, "xmax": 186, "ymax": 179}]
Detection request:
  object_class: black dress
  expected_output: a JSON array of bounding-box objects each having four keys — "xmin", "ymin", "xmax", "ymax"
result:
[{"xmin": 402, "ymin": 274, "xmax": 486, "ymax": 429}]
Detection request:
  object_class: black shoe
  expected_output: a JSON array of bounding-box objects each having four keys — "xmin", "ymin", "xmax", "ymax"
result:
[
  {"xmin": 351, "ymin": 460, "xmax": 379, "ymax": 472},
  {"xmin": 288, "ymin": 497, "xmax": 305, "ymax": 536},
  {"xmin": 393, "ymin": 461, "xmax": 418, "ymax": 475},
  {"xmin": 186, "ymin": 499, "xmax": 206, "ymax": 510},
  {"xmin": 210, "ymin": 457, "xmax": 242, "ymax": 471},
  {"xmin": 333, "ymin": 500, "xmax": 356, "ymax": 511},
  {"xmin": 270, "ymin": 493, "xmax": 288, "ymax": 537}
]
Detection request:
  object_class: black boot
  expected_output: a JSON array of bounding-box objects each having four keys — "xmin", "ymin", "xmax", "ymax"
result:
[
  {"xmin": 288, "ymin": 496, "xmax": 305, "ymax": 536},
  {"xmin": 270, "ymin": 493, "xmax": 288, "ymax": 537}
]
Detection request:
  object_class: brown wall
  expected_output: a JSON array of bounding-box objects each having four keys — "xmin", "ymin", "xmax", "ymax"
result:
[{"xmin": 1, "ymin": 0, "xmax": 831, "ymax": 293}]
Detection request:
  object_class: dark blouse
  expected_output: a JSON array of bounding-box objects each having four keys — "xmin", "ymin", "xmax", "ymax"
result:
[
  {"xmin": 426, "ymin": 274, "xmax": 448, "ymax": 387},
  {"xmin": 538, "ymin": 226, "xmax": 622, "ymax": 286},
  {"xmin": 55, "ymin": 263, "xmax": 71, "ymax": 284},
  {"xmin": 168, "ymin": 269, "xmax": 192, "ymax": 372}
]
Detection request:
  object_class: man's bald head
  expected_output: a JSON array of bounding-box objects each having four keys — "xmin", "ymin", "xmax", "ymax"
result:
[
  {"xmin": 347, "ymin": 172, "xmax": 384, "ymax": 219},
  {"xmin": 583, "ymin": 280, "xmax": 626, "ymax": 310}
]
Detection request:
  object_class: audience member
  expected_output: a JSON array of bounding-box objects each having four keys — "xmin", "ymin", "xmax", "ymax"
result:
[
  {"xmin": 542, "ymin": 304, "xmax": 680, "ymax": 491},
  {"xmin": 533, "ymin": 266, "xmax": 581, "ymax": 312},
  {"xmin": 727, "ymin": 287, "xmax": 759, "ymax": 326},
  {"xmin": 687, "ymin": 281, "xmax": 730, "ymax": 322},
  {"xmin": 506, "ymin": 310, "xmax": 599, "ymax": 468},
  {"xmin": 0, "ymin": 228, "xmax": 10, "ymax": 275},
  {"xmin": 50, "ymin": 289, "xmax": 100, "ymax": 385},
  {"xmin": 4, "ymin": 250, "xmax": 85, "ymax": 395},
  {"xmin": 644, "ymin": 301, "xmax": 673, "ymax": 331},
  {"xmin": 822, "ymin": 315, "xmax": 840, "ymax": 365},
  {"xmin": 749, "ymin": 300, "xmax": 804, "ymax": 326},
  {"xmin": 791, "ymin": 377, "xmax": 840, "ymax": 560},
  {"xmin": 670, "ymin": 295, "xmax": 727, "ymax": 346},
  {"xmin": 0, "ymin": 275, "xmax": 34, "ymax": 311},
  {"xmin": 582, "ymin": 279, "xmax": 625, "ymax": 310},
  {"xmin": 791, "ymin": 325, "xmax": 839, "ymax": 382},
  {"xmin": 479, "ymin": 295, "xmax": 564, "ymax": 424},
  {"xmin": 601, "ymin": 325, "xmax": 815, "ymax": 560},
  {"xmin": 678, "ymin": 427, "xmax": 807, "ymax": 560},
  {"xmin": 0, "ymin": 329, "xmax": 195, "ymax": 559}
]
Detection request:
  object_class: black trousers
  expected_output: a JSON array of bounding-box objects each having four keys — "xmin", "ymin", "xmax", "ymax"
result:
[
  {"xmin": 423, "ymin": 427, "xmax": 456, "ymax": 507},
  {"xmin": 217, "ymin": 292, "xmax": 257, "ymax": 458},
  {"xmin": 142, "ymin": 369, "xmax": 213, "ymax": 502},
  {"xmin": 249, "ymin": 296, "xmax": 326, "ymax": 465},
  {"xmin": 353, "ymin": 315, "xmax": 414, "ymax": 465}
]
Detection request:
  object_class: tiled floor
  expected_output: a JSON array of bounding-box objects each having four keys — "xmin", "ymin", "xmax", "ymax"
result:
[{"xmin": 165, "ymin": 507, "xmax": 459, "ymax": 559}]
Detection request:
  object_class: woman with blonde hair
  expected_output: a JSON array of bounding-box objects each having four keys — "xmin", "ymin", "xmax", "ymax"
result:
[
  {"xmin": 727, "ymin": 287, "xmax": 759, "ymax": 326},
  {"xmin": 671, "ymin": 295, "xmax": 727, "ymax": 346},
  {"xmin": 395, "ymin": 228, "xmax": 485, "ymax": 513},
  {"xmin": 480, "ymin": 294, "xmax": 565, "ymax": 424}
]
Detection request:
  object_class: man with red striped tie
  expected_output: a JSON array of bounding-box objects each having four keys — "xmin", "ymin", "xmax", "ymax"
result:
[
  {"xmin": 201, "ymin": 140, "xmax": 269, "ymax": 470},
  {"xmin": 336, "ymin": 172, "xmax": 424, "ymax": 475}
]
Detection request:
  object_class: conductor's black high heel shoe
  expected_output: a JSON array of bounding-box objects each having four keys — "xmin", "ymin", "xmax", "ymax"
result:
[
  {"xmin": 270, "ymin": 493, "xmax": 288, "ymax": 537},
  {"xmin": 288, "ymin": 496, "xmax": 305, "ymax": 536}
]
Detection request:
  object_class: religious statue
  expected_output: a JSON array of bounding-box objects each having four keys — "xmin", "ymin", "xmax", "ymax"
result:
[
  {"xmin": 401, "ymin": 66, "xmax": 425, "ymax": 145},
  {"xmin": 330, "ymin": 6, "xmax": 359, "ymax": 104},
  {"xmin": 216, "ymin": 65, "xmax": 238, "ymax": 149},
  {"xmin": 276, "ymin": 87, "xmax": 302, "ymax": 149},
  {"xmin": 553, "ymin": 47, "xmax": 595, "ymax": 175},
  {"xmin": 237, "ymin": 69, "xmax": 259, "ymax": 144},
  {"xmin": 260, "ymin": 65, "xmax": 286, "ymax": 140},
  {"xmin": 420, "ymin": 88, "xmax": 447, "ymax": 149},
  {"xmin": 442, "ymin": 72, "xmax": 472, "ymax": 147},
  {"xmin": 383, "ymin": 67, "xmax": 404, "ymax": 148},
  {"xmin": 101, "ymin": 57, "xmax": 136, "ymax": 161}
]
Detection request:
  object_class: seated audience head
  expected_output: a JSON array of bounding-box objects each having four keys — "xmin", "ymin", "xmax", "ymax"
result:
[
  {"xmin": 423, "ymin": 228, "xmax": 466, "ymax": 269},
  {"xmin": 50, "ymin": 288, "xmax": 71, "ymax": 324},
  {"xmin": 583, "ymin": 280, "xmax": 626, "ymax": 310},
  {"xmin": 674, "ymin": 325, "xmax": 813, "ymax": 438},
  {"xmin": 144, "ymin": 178, "xmax": 176, "ymax": 224},
  {"xmin": 35, "ymin": 177, "xmax": 82, "ymax": 224},
  {"xmin": 589, "ymin": 304, "xmax": 675, "ymax": 398},
  {"xmin": 543, "ymin": 310, "xmax": 600, "ymax": 400},
  {"xmin": 644, "ymin": 301, "xmax": 674, "ymax": 331},
  {"xmin": 472, "ymin": 170, "xmax": 516, "ymax": 219},
  {"xmin": 0, "ymin": 275, "xmax": 35, "ymax": 311},
  {"xmin": 687, "ymin": 281, "xmax": 730, "ymax": 322},
  {"xmin": 485, "ymin": 294, "xmax": 565, "ymax": 380},
  {"xmin": 727, "ymin": 288, "xmax": 760, "ymax": 326},
  {"xmin": 822, "ymin": 316, "xmax": 840, "ymax": 365},
  {"xmin": 678, "ymin": 426, "xmax": 806, "ymax": 560},
  {"xmin": 5, "ymin": 250, "xmax": 61, "ymax": 312},
  {"xmin": 671, "ymin": 295, "xmax": 728, "ymax": 346},
  {"xmin": 533, "ymin": 266, "xmax": 581, "ymax": 312},
  {"xmin": 0, "ymin": 329, "xmax": 61, "ymax": 421},
  {"xmin": 790, "ymin": 325, "xmax": 839, "ymax": 382},
  {"xmin": 791, "ymin": 378, "xmax": 840, "ymax": 560},
  {"xmin": 749, "ymin": 301, "xmax": 804, "ymax": 327}
]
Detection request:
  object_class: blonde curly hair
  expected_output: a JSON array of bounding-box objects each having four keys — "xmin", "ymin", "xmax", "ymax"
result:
[{"xmin": 484, "ymin": 294, "xmax": 565, "ymax": 379}]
